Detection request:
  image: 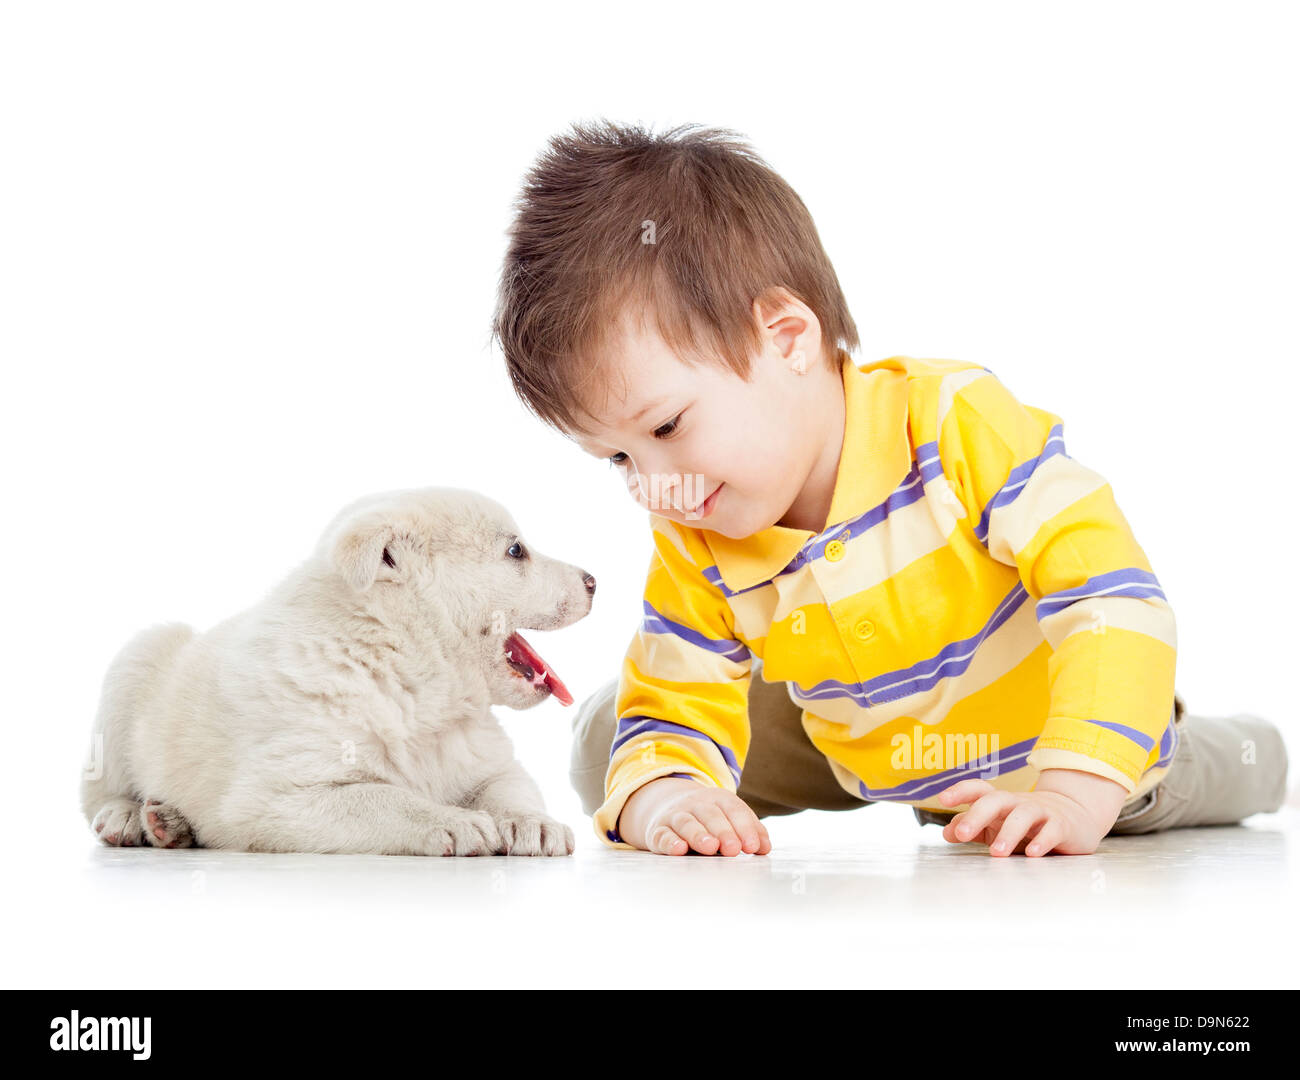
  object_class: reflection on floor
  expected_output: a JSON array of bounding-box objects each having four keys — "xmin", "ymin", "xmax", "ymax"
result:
[{"xmin": 27, "ymin": 798, "xmax": 1295, "ymax": 989}]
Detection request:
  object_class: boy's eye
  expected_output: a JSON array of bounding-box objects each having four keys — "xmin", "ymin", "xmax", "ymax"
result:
[
  {"xmin": 653, "ymin": 415, "xmax": 681, "ymax": 439},
  {"xmin": 604, "ymin": 411, "xmax": 684, "ymax": 468}
]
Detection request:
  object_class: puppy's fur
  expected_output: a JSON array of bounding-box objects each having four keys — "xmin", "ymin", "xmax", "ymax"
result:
[{"xmin": 81, "ymin": 488, "xmax": 593, "ymax": 856}]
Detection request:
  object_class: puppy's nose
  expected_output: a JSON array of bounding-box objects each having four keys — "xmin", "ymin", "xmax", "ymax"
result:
[{"xmin": 582, "ymin": 571, "xmax": 596, "ymax": 596}]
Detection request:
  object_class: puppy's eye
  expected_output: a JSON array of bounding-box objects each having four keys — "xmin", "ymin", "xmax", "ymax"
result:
[{"xmin": 507, "ymin": 541, "xmax": 527, "ymax": 559}]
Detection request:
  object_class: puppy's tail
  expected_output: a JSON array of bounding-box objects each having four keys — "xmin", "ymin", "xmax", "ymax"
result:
[{"xmin": 80, "ymin": 622, "xmax": 195, "ymax": 822}]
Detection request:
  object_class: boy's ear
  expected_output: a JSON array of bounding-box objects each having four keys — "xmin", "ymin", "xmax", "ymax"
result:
[{"xmin": 331, "ymin": 515, "xmax": 401, "ymax": 592}]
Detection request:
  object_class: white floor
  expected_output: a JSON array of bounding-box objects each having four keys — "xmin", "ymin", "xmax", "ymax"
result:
[{"xmin": 17, "ymin": 794, "xmax": 1298, "ymax": 990}]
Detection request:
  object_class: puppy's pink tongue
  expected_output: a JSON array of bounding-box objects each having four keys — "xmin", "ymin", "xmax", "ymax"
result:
[{"xmin": 505, "ymin": 632, "xmax": 574, "ymax": 706}]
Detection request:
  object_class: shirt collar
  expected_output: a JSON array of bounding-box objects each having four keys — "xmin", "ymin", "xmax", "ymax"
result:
[{"xmin": 696, "ymin": 348, "xmax": 913, "ymax": 594}]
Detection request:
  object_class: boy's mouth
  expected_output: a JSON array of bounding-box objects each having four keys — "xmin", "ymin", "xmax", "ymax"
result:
[
  {"xmin": 504, "ymin": 631, "xmax": 574, "ymax": 706},
  {"xmin": 685, "ymin": 483, "xmax": 723, "ymax": 519}
]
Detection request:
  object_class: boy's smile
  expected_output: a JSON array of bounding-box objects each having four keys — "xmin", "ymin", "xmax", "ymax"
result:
[{"xmin": 567, "ymin": 295, "xmax": 848, "ymax": 540}]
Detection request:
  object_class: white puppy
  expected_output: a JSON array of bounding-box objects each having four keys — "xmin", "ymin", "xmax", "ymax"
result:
[{"xmin": 80, "ymin": 487, "xmax": 593, "ymax": 856}]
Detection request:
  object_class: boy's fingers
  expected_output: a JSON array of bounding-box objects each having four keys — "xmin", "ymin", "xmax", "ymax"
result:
[
  {"xmin": 650, "ymin": 798, "xmax": 772, "ymax": 856},
  {"xmin": 647, "ymin": 824, "xmax": 689, "ymax": 855},
  {"xmin": 718, "ymin": 802, "xmax": 765, "ymax": 854},
  {"xmin": 692, "ymin": 805, "xmax": 743, "ymax": 855},
  {"xmin": 667, "ymin": 810, "xmax": 723, "ymax": 855},
  {"xmin": 1025, "ymin": 818, "xmax": 1061, "ymax": 857},
  {"xmin": 943, "ymin": 811, "xmax": 974, "ymax": 843},
  {"xmin": 988, "ymin": 803, "xmax": 1045, "ymax": 856},
  {"xmin": 937, "ymin": 779, "xmax": 994, "ymax": 806},
  {"xmin": 951, "ymin": 791, "xmax": 1018, "ymax": 840}
]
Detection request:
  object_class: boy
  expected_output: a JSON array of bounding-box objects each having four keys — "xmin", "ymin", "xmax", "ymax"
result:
[{"xmin": 492, "ymin": 119, "xmax": 1290, "ymax": 857}]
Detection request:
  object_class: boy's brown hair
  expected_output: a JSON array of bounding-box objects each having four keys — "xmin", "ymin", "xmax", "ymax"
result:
[{"xmin": 491, "ymin": 119, "xmax": 859, "ymax": 440}]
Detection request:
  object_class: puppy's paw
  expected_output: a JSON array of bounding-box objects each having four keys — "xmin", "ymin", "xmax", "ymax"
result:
[
  {"xmin": 494, "ymin": 812, "xmax": 575, "ymax": 856},
  {"xmin": 140, "ymin": 799, "xmax": 195, "ymax": 849},
  {"xmin": 426, "ymin": 809, "xmax": 501, "ymax": 857},
  {"xmin": 91, "ymin": 797, "xmax": 146, "ymax": 847}
]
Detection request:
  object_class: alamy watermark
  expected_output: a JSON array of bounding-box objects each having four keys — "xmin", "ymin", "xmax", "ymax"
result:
[{"xmin": 890, "ymin": 724, "xmax": 1002, "ymax": 778}]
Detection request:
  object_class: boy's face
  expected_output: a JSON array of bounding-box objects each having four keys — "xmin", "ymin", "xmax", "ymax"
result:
[{"xmin": 568, "ymin": 308, "xmax": 838, "ymax": 540}]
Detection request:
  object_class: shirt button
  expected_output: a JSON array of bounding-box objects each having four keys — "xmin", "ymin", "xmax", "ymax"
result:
[
  {"xmin": 854, "ymin": 618, "xmax": 875, "ymax": 641},
  {"xmin": 825, "ymin": 540, "xmax": 845, "ymax": 562}
]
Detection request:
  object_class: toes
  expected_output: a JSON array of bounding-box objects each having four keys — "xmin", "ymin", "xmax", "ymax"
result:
[
  {"xmin": 137, "ymin": 801, "xmax": 194, "ymax": 848},
  {"xmin": 93, "ymin": 799, "xmax": 150, "ymax": 847}
]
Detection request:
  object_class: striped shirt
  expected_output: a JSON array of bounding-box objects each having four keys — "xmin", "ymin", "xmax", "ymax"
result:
[{"xmin": 593, "ymin": 349, "xmax": 1178, "ymax": 849}]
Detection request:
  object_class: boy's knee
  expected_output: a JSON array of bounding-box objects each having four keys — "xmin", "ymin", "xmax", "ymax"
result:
[
  {"xmin": 569, "ymin": 677, "xmax": 620, "ymax": 815},
  {"xmin": 570, "ymin": 763, "xmax": 608, "ymax": 817}
]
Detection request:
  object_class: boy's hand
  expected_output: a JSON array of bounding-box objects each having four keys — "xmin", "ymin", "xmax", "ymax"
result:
[
  {"xmin": 616, "ymin": 776, "xmax": 772, "ymax": 856},
  {"xmin": 932, "ymin": 777, "xmax": 1120, "ymax": 856}
]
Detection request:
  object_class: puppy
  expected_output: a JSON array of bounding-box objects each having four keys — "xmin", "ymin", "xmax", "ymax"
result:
[{"xmin": 80, "ymin": 487, "xmax": 593, "ymax": 856}]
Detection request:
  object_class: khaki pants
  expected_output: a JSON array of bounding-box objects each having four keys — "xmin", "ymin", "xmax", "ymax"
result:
[{"xmin": 570, "ymin": 659, "xmax": 1290, "ymax": 837}]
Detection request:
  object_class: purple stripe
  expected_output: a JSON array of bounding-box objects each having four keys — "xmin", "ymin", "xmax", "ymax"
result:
[
  {"xmin": 915, "ymin": 441, "xmax": 945, "ymax": 484},
  {"xmin": 850, "ymin": 737, "xmax": 1039, "ymax": 800},
  {"xmin": 850, "ymin": 705, "xmax": 1176, "ymax": 803},
  {"xmin": 1035, "ymin": 567, "xmax": 1167, "ymax": 620},
  {"xmin": 1155, "ymin": 701, "xmax": 1179, "ymax": 768},
  {"xmin": 827, "ymin": 697, "xmax": 1180, "ymax": 808},
  {"xmin": 640, "ymin": 600, "xmax": 751, "ymax": 664},
  {"xmin": 699, "ymin": 459, "xmax": 927, "ymax": 596},
  {"xmin": 972, "ymin": 424, "xmax": 1067, "ymax": 545},
  {"xmin": 800, "ymin": 464, "xmax": 928, "ymax": 565},
  {"xmin": 611, "ymin": 715, "xmax": 741, "ymax": 786},
  {"xmin": 790, "ymin": 581, "xmax": 1030, "ymax": 710},
  {"xmin": 1084, "ymin": 717, "xmax": 1156, "ymax": 753},
  {"xmin": 700, "ymin": 564, "xmax": 742, "ymax": 596}
]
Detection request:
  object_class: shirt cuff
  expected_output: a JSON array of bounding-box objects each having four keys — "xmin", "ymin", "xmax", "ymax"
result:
[{"xmin": 1025, "ymin": 746, "xmax": 1138, "ymax": 795}]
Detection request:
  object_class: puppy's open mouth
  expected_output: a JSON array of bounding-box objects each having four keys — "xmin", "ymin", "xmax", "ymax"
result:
[{"xmin": 504, "ymin": 632, "xmax": 573, "ymax": 706}]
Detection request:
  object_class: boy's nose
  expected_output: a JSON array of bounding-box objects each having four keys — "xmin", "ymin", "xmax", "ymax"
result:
[{"xmin": 628, "ymin": 465, "xmax": 695, "ymax": 513}]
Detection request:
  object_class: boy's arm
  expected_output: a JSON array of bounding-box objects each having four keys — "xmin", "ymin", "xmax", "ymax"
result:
[
  {"xmin": 593, "ymin": 516, "xmax": 754, "ymax": 850},
  {"xmin": 933, "ymin": 368, "xmax": 1177, "ymax": 824}
]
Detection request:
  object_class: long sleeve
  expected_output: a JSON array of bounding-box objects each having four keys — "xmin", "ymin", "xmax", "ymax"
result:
[
  {"xmin": 933, "ymin": 368, "xmax": 1178, "ymax": 794},
  {"xmin": 592, "ymin": 515, "xmax": 754, "ymax": 850}
]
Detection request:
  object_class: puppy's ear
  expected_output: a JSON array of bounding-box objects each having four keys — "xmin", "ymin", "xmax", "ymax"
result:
[{"xmin": 332, "ymin": 517, "xmax": 399, "ymax": 592}]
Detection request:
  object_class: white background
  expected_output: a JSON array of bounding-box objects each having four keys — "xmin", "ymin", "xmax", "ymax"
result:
[{"xmin": 2, "ymin": 0, "xmax": 1295, "ymax": 989}]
